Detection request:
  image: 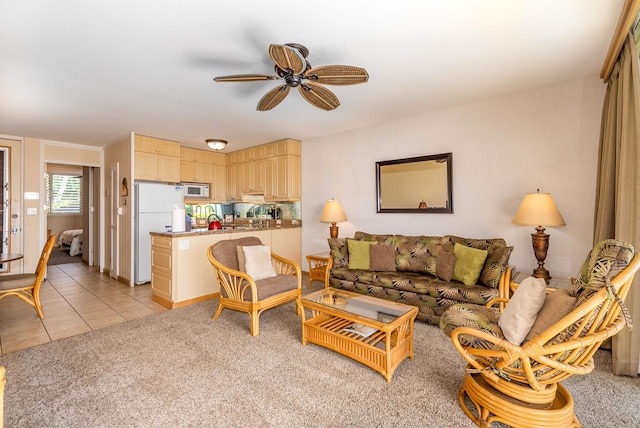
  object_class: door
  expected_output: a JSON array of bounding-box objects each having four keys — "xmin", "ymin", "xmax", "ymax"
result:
[
  {"xmin": 110, "ymin": 163, "xmax": 119, "ymax": 279},
  {"xmin": 82, "ymin": 166, "xmax": 100, "ymax": 266},
  {"xmin": 0, "ymin": 139, "xmax": 23, "ymax": 273}
]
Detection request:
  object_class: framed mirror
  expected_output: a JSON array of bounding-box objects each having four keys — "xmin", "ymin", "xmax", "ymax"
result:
[{"xmin": 376, "ymin": 153, "xmax": 453, "ymax": 213}]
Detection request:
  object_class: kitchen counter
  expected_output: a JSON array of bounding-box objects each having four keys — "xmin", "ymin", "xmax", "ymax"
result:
[
  {"xmin": 151, "ymin": 221, "xmax": 301, "ymax": 238},
  {"xmin": 149, "ymin": 225, "xmax": 302, "ymax": 309}
]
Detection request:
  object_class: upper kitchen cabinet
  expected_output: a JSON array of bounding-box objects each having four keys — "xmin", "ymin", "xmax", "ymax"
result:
[
  {"xmin": 264, "ymin": 139, "xmax": 301, "ymax": 201},
  {"xmin": 263, "ymin": 138, "xmax": 301, "ymax": 157},
  {"xmin": 225, "ymin": 138, "xmax": 301, "ymax": 201},
  {"xmin": 265, "ymin": 154, "xmax": 301, "ymax": 201},
  {"xmin": 180, "ymin": 147, "xmax": 214, "ymax": 184},
  {"xmin": 134, "ymin": 135, "xmax": 181, "ymax": 182}
]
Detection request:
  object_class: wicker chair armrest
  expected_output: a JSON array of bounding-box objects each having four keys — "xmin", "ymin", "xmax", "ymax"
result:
[
  {"xmin": 207, "ymin": 249, "xmax": 259, "ymax": 302},
  {"xmin": 497, "ymin": 265, "xmax": 514, "ymax": 310},
  {"xmin": 270, "ymin": 252, "xmax": 302, "ymax": 287},
  {"xmin": 485, "ymin": 297, "xmax": 509, "ymax": 309},
  {"xmin": 450, "ymin": 326, "xmax": 519, "ymax": 378},
  {"xmin": 324, "ymin": 256, "xmax": 334, "ymax": 288}
]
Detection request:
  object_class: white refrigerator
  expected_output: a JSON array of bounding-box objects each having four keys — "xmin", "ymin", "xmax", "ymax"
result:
[{"xmin": 134, "ymin": 182, "xmax": 183, "ymax": 284}]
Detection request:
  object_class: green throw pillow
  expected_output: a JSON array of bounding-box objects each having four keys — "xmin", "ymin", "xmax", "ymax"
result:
[
  {"xmin": 348, "ymin": 239, "xmax": 377, "ymax": 270},
  {"xmin": 452, "ymin": 243, "xmax": 488, "ymax": 286}
]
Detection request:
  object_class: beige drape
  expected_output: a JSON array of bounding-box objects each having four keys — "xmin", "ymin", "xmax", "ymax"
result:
[{"xmin": 593, "ymin": 34, "xmax": 640, "ymax": 376}]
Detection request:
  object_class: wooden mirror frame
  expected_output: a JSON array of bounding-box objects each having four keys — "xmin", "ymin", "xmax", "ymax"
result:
[{"xmin": 376, "ymin": 153, "xmax": 453, "ymax": 214}]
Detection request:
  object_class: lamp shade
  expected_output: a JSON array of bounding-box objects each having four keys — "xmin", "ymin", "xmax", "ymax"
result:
[
  {"xmin": 320, "ymin": 199, "xmax": 347, "ymax": 223},
  {"xmin": 206, "ymin": 139, "xmax": 227, "ymax": 150},
  {"xmin": 512, "ymin": 192, "xmax": 566, "ymax": 227}
]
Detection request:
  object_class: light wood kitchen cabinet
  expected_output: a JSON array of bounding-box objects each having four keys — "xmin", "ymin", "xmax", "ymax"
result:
[
  {"xmin": 242, "ymin": 158, "xmax": 265, "ymax": 194},
  {"xmin": 180, "ymin": 147, "xmax": 215, "ymax": 183},
  {"xmin": 150, "ymin": 235, "xmax": 175, "ymax": 304},
  {"xmin": 212, "ymin": 152, "xmax": 226, "ymax": 166},
  {"xmin": 265, "ymin": 154, "xmax": 301, "ymax": 201},
  {"xmin": 134, "ymin": 135, "xmax": 181, "ymax": 182},
  {"xmin": 211, "ymin": 165, "xmax": 227, "ymax": 201},
  {"xmin": 227, "ymin": 162, "xmax": 242, "ymax": 201},
  {"xmin": 264, "ymin": 138, "xmax": 301, "ymax": 157},
  {"xmin": 180, "ymin": 160, "xmax": 213, "ymax": 183}
]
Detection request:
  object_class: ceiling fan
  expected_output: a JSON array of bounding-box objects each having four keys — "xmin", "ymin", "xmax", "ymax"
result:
[{"xmin": 213, "ymin": 43, "xmax": 369, "ymax": 111}]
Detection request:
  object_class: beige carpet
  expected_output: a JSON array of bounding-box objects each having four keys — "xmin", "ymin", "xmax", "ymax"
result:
[{"xmin": 0, "ymin": 298, "xmax": 638, "ymax": 427}]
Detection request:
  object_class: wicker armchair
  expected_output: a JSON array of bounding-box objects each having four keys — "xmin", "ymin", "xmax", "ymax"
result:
[
  {"xmin": 440, "ymin": 239, "xmax": 640, "ymax": 427},
  {"xmin": 0, "ymin": 233, "xmax": 56, "ymax": 319},
  {"xmin": 207, "ymin": 237, "xmax": 301, "ymax": 336}
]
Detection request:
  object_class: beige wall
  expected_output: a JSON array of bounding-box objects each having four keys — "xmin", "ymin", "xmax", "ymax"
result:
[
  {"xmin": 302, "ymin": 76, "xmax": 606, "ymax": 278},
  {"xmin": 104, "ymin": 134, "xmax": 132, "ymax": 283},
  {"xmin": 44, "ymin": 144, "xmax": 101, "ymax": 165}
]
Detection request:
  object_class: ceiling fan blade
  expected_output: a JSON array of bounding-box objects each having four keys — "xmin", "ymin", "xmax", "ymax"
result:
[
  {"xmin": 268, "ymin": 44, "xmax": 305, "ymax": 74},
  {"xmin": 257, "ymin": 85, "xmax": 290, "ymax": 111},
  {"xmin": 304, "ymin": 65, "xmax": 369, "ymax": 85},
  {"xmin": 298, "ymin": 82, "xmax": 340, "ymax": 111},
  {"xmin": 214, "ymin": 74, "xmax": 279, "ymax": 82}
]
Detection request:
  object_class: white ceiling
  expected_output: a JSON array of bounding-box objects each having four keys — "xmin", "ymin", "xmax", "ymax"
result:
[{"xmin": 0, "ymin": 0, "xmax": 624, "ymax": 151}]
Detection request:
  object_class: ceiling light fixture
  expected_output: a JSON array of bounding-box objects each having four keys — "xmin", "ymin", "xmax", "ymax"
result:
[{"xmin": 206, "ymin": 139, "xmax": 227, "ymax": 151}]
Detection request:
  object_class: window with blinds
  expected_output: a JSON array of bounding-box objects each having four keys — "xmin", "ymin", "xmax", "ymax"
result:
[{"xmin": 46, "ymin": 174, "xmax": 82, "ymax": 214}]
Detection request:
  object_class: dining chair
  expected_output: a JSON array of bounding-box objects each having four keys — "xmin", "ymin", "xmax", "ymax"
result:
[{"xmin": 0, "ymin": 233, "xmax": 56, "ymax": 319}]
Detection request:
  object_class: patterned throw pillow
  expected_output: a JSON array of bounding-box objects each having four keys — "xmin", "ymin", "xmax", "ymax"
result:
[
  {"xmin": 394, "ymin": 235, "xmax": 442, "ymax": 275},
  {"xmin": 567, "ymin": 239, "xmax": 634, "ymax": 302},
  {"xmin": 327, "ymin": 238, "xmax": 349, "ymax": 268},
  {"xmin": 479, "ymin": 245, "xmax": 514, "ymax": 288}
]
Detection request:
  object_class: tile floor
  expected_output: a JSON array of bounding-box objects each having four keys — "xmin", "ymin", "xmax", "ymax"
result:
[{"xmin": 0, "ymin": 262, "xmax": 168, "ymax": 355}]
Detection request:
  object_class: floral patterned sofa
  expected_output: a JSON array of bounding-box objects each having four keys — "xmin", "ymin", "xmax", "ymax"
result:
[{"xmin": 326, "ymin": 232, "xmax": 514, "ymax": 325}]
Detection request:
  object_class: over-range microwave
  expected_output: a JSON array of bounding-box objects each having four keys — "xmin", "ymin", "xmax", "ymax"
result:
[{"xmin": 183, "ymin": 183, "xmax": 210, "ymax": 198}]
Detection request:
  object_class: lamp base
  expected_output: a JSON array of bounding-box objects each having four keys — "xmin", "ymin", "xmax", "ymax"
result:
[
  {"xmin": 531, "ymin": 226, "xmax": 551, "ymax": 284},
  {"xmin": 329, "ymin": 222, "xmax": 339, "ymax": 239}
]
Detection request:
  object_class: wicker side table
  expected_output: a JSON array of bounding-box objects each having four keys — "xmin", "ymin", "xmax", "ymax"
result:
[{"xmin": 306, "ymin": 253, "xmax": 330, "ymax": 290}]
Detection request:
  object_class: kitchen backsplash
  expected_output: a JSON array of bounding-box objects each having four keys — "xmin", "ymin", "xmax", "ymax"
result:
[{"xmin": 185, "ymin": 201, "xmax": 301, "ymax": 221}]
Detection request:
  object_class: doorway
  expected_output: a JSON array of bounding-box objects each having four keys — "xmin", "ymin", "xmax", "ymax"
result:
[{"xmin": 45, "ymin": 163, "xmax": 100, "ymax": 267}]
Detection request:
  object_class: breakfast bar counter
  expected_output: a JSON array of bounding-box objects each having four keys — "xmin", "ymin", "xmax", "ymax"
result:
[{"xmin": 149, "ymin": 224, "xmax": 301, "ymax": 309}]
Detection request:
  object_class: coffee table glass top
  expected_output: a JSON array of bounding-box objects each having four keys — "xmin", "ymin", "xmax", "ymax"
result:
[{"xmin": 302, "ymin": 289, "xmax": 413, "ymax": 324}]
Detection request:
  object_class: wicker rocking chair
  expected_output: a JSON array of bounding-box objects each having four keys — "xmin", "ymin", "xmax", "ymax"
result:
[
  {"xmin": 440, "ymin": 239, "xmax": 640, "ymax": 427},
  {"xmin": 207, "ymin": 237, "xmax": 301, "ymax": 336}
]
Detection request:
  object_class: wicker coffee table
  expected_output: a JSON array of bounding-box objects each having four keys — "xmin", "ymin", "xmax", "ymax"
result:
[{"xmin": 296, "ymin": 288, "xmax": 418, "ymax": 382}]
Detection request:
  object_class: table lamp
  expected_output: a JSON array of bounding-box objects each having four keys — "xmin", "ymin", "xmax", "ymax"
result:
[
  {"xmin": 320, "ymin": 198, "xmax": 347, "ymax": 238},
  {"xmin": 512, "ymin": 190, "xmax": 566, "ymax": 283}
]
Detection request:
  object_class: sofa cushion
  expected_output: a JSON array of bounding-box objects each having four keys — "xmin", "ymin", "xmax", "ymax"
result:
[
  {"xmin": 243, "ymin": 245, "xmax": 277, "ymax": 281},
  {"xmin": 440, "ymin": 303, "xmax": 504, "ymax": 349},
  {"xmin": 436, "ymin": 248, "xmax": 456, "ymax": 281},
  {"xmin": 452, "ymin": 244, "xmax": 488, "ymax": 286},
  {"xmin": 369, "ymin": 244, "xmax": 397, "ymax": 271},
  {"xmin": 211, "ymin": 237, "xmax": 262, "ymax": 271},
  {"xmin": 243, "ymin": 274, "xmax": 299, "ymax": 300},
  {"xmin": 479, "ymin": 245, "xmax": 514, "ymax": 289},
  {"xmin": 327, "ymin": 238, "xmax": 349, "ymax": 268},
  {"xmin": 568, "ymin": 239, "xmax": 634, "ymax": 303},
  {"xmin": 499, "ymin": 276, "xmax": 547, "ymax": 345},
  {"xmin": 330, "ymin": 268, "xmax": 498, "ymax": 306},
  {"xmin": 444, "ymin": 236, "xmax": 508, "ymax": 285},
  {"xmin": 348, "ymin": 239, "xmax": 377, "ymax": 270},
  {"xmin": 524, "ymin": 288, "xmax": 577, "ymax": 342}
]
